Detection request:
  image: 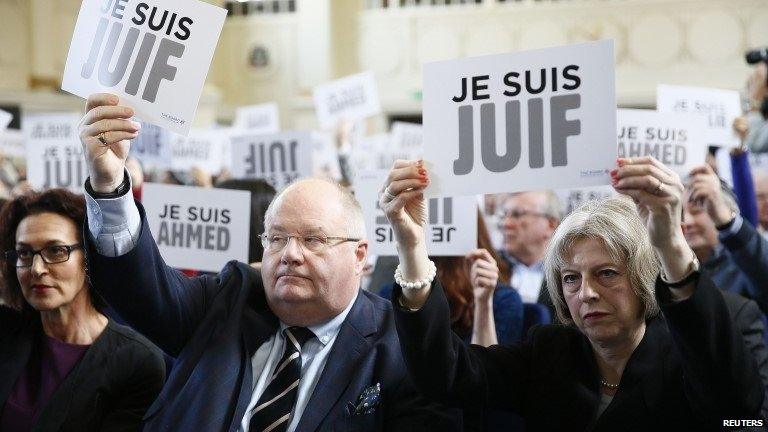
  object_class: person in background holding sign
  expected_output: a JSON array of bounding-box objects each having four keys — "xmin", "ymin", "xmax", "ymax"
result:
[
  {"xmin": 496, "ymin": 191, "xmax": 562, "ymax": 314},
  {"xmin": 76, "ymin": 93, "xmax": 461, "ymax": 432},
  {"xmin": 382, "ymin": 157, "xmax": 763, "ymax": 430},
  {"xmin": 0, "ymin": 188, "xmax": 165, "ymax": 431},
  {"xmin": 378, "ymin": 213, "xmax": 524, "ymax": 346},
  {"xmin": 683, "ymin": 164, "xmax": 768, "ymax": 420}
]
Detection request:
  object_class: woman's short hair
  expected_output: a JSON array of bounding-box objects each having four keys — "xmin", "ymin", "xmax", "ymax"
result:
[
  {"xmin": 544, "ymin": 197, "xmax": 660, "ymax": 325},
  {"xmin": 0, "ymin": 189, "xmax": 88, "ymax": 311}
]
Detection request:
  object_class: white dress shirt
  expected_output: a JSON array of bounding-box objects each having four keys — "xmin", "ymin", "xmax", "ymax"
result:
[{"xmin": 240, "ymin": 294, "xmax": 356, "ymax": 432}]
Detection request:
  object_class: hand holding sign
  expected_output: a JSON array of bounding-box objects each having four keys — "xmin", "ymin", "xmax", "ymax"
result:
[
  {"xmin": 380, "ymin": 159, "xmax": 432, "ymax": 309},
  {"xmin": 379, "ymin": 160, "xmax": 430, "ymax": 250},
  {"xmin": 686, "ymin": 165, "xmax": 734, "ymax": 226},
  {"xmin": 612, "ymin": 156, "xmax": 694, "ymax": 286},
  {"xmin": 467, "ymin": 249, "xmax": 498, "ymax": 303},
  {"xmin": 78, "ymin": 93, "xmax": 139, "ymax": 192}
]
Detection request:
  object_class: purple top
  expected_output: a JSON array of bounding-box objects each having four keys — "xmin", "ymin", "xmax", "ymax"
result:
[{"xmin": 1, "ymin": 334, "xmax": 90, "ymax": 431}]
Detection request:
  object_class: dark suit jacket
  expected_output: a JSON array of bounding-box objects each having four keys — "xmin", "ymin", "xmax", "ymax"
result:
[
  {"xmin": 0, "ymin": 309, "xmax": 166, "ymax": 431},
  {"xmin": 722, "ymin": 291, "xmax": 768, "ymax": 421},
  {"xmin": 393, "ymin": 273, "xmax": 764, "ymax": 431},
  {"xmin": 706, "ymin": 218, "xmax": 768, "ymax": 314},
  {"xmin": 83, "ymin": 202, "xmax": 460, "ymax": 432}
]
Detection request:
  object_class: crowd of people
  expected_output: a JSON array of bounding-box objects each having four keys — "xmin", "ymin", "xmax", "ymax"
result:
[{"xmin": 0, "ymin": 63, "xmax": 767, "ymax": 432}]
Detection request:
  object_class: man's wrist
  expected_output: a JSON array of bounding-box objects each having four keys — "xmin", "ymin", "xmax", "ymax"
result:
[
  {"xmin": 91, "ymin": 170, "xmax": 126, "ymax": 194},
  {"xmin": 86, "ymin": 172, "xmax": 130, "ymax": 198},
  {"xmin": 712, "ymin": 206, "xmax": 736, "ymax": 227}
]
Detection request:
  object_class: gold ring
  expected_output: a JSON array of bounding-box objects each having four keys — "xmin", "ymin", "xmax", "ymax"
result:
[
  {"xmin": 97, "ymin": 132, "xmax": 107, "ymax": 145},
  {"xmin": 653, "ymin": 180, "xmax": 664, "ymax": 196}
]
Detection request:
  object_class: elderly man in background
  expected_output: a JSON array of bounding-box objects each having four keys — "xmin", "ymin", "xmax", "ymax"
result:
[
  {"xmin": 76, "ymin": 93, "xmax": 460, "ymax": 432},
  {"xmin": 683, "ymin": 164, "xmax": 768, "ymax": 314},
  {"xmin": 496, "ymin": 191, "xmax": 562, "ymax": 312}
]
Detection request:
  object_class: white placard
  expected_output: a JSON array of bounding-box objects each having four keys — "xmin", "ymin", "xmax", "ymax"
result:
[
  {"xmin": 229, "ymin": 131, "xmax": 313, "ymax": 191},
  {"xmin": 170, "ymin": 129, "xmax": 225, "ymax": 174},
  {"xmin": 62, "ymin": 0, "xmax": 226, "ymax": 135},
  {"xmin": 555, "ymin": 185, "xmax": 616, "ymax": 215},
  {"xmin": 0, "ymin": 130, "xmax": 25, "ymax": 158},
  {"xmin": 313, "ymin": 71, "xmax": 382, "ymax": 130},
  {"xmin": 233, "ymin": 103, "xmax": 280, "ymax": 134},
  {"xmin": 423, "ymin": 40, "xmax": 616, "ymax": 198},
  {"xmin": 129, "ymin": 119, "xmax": 172, "ymax": 168},
  {"xmin": 0, "ymin": 110, "xmax": 12, "ymax": 131},
  {"xmin": 355, "ymin": 170, "xmax": 478, "ymax": 256},
  {"xmin": 390, "ymin": 122, "xmax": 423, "ymax": 152},
  {"xmin": 24, "ymin": 113, "xmax": 86, "ymax": 192},
  {"xmin": 310, "ymin": 131, "xmax": 342, "ymax": 180},
  {"xmin": 656, "ymin": 85, "xmax": 741, "ymax": 148},
  {"xmin": 617, "ymin": 109, "xmax": 708, "ymax": 177},
  {"xmin": 750, "ymin": 153, "xmax": 768, "ymax": 173},
  {"xmin": 142, "ymin": 183, "xmax": 250, "ymax": 272}
]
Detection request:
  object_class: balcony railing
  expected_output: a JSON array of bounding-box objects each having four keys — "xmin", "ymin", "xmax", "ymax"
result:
[{"xmin": 225, "ymin": 0, "xmax": 296, "ymax": 16}]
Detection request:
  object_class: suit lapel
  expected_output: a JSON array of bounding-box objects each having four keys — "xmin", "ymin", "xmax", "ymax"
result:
[{"xmin": 294, "ymin": 292, "xmax": 377, "ymax": 432}]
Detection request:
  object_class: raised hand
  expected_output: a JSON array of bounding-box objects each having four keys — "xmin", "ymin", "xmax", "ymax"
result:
[
  {"xmin": 78, "ymin": 93, "xmax": 140, "ymax": 192},
  {"xmin": 612, "ymin": 156, "xmax": 696, "ymax": 288},
  {"xmin": 687, "ymin": 165, "xmax": 734, "ymax": 226},
  {"xmin": 379, "ymin": 160, "xmax": 429, "ymax": 250},
  {"xmin": 466, "ymin": 249, "xmax": 499, "ymax": 303}
]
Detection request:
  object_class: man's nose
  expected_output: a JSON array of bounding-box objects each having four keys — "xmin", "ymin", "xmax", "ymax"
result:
[{"xmin": 280, "ymin": 237, "xmax": 305, "ymax": 265}]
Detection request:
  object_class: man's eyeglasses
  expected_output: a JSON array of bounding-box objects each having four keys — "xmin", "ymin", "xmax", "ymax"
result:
[
  {"xmin": 260, "ymin": 233, "xmax": 360, "ymax": 254},
  {"xmin": 4, "ymin": 245, "xmax": 83, "ymax": 268},
  {"xmin": 496, "ymin": 209, "xmax": 550, "ymax": 220}
]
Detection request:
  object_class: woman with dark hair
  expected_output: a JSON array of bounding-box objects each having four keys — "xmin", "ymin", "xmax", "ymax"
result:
[
  {"xmin": 0, "ymin": 188, "xmax": 165, "ymax": 431},
  {"xmin": 380, "ymin": 211, "xmax": 523, "ymax": 346},
  {"xmin": 216, "ymin": 178, "xmax": 277, "ymax": 264}
]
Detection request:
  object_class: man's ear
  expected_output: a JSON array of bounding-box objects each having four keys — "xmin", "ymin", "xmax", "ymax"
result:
[{"xmin": 354, "ymin": 241, "xmax": 369, "ymax": 275}]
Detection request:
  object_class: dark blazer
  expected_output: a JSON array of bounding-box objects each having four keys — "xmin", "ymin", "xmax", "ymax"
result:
[
  {"xmin": 392, "ymin": 273, "xmax": 764, "ymax": 431},
  {"xmin": 722, "ymin": 291, "xmax": 768, "ymax": 421},
  {"xmin": 379, "ymin": 283, "xmax": 524, "ymax": 345},
  {"xmin": 83, "ymin": 202, "xmax": 460, "ymax": 432},
  {"xmin": 706, "ymin": 218, "xmax": 768, "ymax": 314},
  {"xmin": 0, "ymin": 309, "xmax": 166, "ymax": 432}
]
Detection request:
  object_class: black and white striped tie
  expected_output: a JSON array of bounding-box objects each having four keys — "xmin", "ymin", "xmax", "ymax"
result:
[{"xmin": 248, "ymin": 326, "xmax": 315, "ymax": 432}]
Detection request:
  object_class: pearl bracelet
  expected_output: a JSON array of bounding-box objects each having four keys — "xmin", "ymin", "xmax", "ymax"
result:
[{"xmin": 394, "ymin": 260, "xmax": 437, "ymax": 290}]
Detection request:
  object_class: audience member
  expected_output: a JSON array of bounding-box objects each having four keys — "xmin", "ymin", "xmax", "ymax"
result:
[
  {"xmin": 380, "ymin": 212, "xmax": 524, "ymax": 346},
  {"xmin": 75, "ymin": 93, "xmax": 461, "ymax": 432},
  {"xmin": 683, "ymin": 164, "xmax": 768, "ymax": 314},
  {"xmin": 496, "ymin": 190, "xmax": 562, "ymax": 312},
  {"xmin": 216, "ymin": 178, "xmax": 277, "ymax": 266},
  {"xmin": 384, "ymin": 157, "xmax": 763, "ymax": 430},
  {"xmin": 0, "ymin": 188, "xmax": 165, "ymax": 430}
]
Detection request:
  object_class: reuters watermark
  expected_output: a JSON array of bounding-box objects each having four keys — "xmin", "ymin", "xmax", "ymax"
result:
[{"xmin": 722, "ymin": 419, "xmax": 764, "ymax": 428}]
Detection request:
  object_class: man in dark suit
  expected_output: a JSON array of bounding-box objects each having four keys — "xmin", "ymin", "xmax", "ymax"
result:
[{"xmin": 77, "ymin": 93, "xmax": 460, "ymax": 432}]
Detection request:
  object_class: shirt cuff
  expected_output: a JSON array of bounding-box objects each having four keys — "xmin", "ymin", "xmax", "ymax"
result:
[
  {"xmin": 84, "ymin": 170, "xmax": 141, "ymax": 257},
  {"xmin": 717, "ymin": 214, "xmax": 743, "ymax": 241}
]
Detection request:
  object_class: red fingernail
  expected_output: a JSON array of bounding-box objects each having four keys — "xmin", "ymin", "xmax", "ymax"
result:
[
  {"xmin": 421, "ymin": 178, "xmax": 429, "ymax": 184},
  {"xmin": 611, "ymin": 178, "xmax": 619, "ymax": 186},
  {"xmin": 418, "ymin": 169, "xmax": 426, "ymax": 176},
  {"xmin": 610, "ymin": 169, "xmax": 618, "ymax": 178}
]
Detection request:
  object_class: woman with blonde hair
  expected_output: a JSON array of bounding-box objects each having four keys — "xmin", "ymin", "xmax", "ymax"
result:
[{"xmin": 382, "ymin": 157, "xmax": 763, "ymax": 430}]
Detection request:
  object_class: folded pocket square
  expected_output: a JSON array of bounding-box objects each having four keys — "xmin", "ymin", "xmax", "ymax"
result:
[{"xmin": 346, "ymin": 382, "xmax": 381, "ymax": 417}]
